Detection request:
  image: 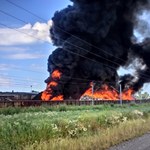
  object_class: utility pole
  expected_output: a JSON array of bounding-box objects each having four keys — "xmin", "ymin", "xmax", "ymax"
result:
[
  {"xmin": 91, "ymin": 82, "xmax": 95, "ymax": 105},
  {"xmin": 119, "ymin": 83, "xmax": 122, "ymax": 105},
  {"xmin": 30, "ymin": 85, "xmax": 33, "ymax": 92}
]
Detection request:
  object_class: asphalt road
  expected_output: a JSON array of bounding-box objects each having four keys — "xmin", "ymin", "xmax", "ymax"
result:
[{"xmin": 109, "ymin": 133, "xmax": 150, "ymax": 150}]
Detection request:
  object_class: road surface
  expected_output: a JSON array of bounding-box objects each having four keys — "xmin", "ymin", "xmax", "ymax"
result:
[{"xmin": 109, "ymin": 133, "xmax": 150, "ymax": 150}]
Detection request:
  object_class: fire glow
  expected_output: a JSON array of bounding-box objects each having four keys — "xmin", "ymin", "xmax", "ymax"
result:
[
  {"xmin": 42, "ymin": 77, "xmax": 135, "ymax": 100},
  {"xmin": 81, "ymin": 83, "xmax": 134, "ymax": 100},
  {"xmin": 51, "ymin": 70, "xmax": 62, "ymax": 79},
  {"xmin": 41, "ymin": 70, "xmax": 63, "ymax": 101}
]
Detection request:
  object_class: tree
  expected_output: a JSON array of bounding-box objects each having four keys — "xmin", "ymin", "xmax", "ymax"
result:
[{"xmin": 134, "ymin": 89, "xmax": 150, "ymax": 99}]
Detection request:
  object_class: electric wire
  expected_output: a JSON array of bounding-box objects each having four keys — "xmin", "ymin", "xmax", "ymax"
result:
[
  {"xmin": 0, "ymin": 22, "xmax": 150, "ymax": 83},
  {"xmin": 0, "ymin": 73, "xmax": 46, "ymax": 81},
  {"xmin": 0, "ymin": 7, "xmax": 149, "ymax": 78},
  {"xmin": 0, "ymin": 22, "xmax": 48, "ymax": 43},
  {"xmin": 5, "ymin": 0, "xmax": 125, "ymax": 62},
  {"xmin": 6, "ymin": 0, "xmax": 46, "ymax": 22},
  {"xmin": 5, "ymin": 0, "xmax": 150, "ymax": 80},
  {"xmin": 4, "ymin": 0, "xmax": 150, "ymax": 75},
  {"xmin": 0, "ymin": 22, "xmax": 116, "ymax": 71},
  {"xmin": 1, "ymin": 2, "xmax": 150, "ymax": 82},
  {"xmin": 0, "ymin": 9, "xmax": 119, "ymax": 66}
]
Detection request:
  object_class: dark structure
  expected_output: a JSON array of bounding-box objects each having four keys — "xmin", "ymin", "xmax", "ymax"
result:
[{"xmin": 0, "ymin": 92, "xmax": 37, "ymax": 101}]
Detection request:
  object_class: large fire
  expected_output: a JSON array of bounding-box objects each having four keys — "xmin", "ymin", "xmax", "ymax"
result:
[
  {"xmin": 42, "ymin": 74, "xmax": 135, "ymax": 101},
  {"xmin": 81, "ymin": 83, "xmax": 134, "ymax": 100},
  {"xmin": 41, "ymin": 70, "xmax": 64, "ymax": 101}
]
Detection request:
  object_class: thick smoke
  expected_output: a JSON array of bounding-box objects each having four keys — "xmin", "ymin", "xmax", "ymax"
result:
[{"xmin": 43, "ymin": 0, "xmax": 150, "ymax": 100}]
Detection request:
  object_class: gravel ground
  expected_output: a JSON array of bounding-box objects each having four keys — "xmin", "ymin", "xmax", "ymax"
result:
[{"xmin": 109, "ymin": 133, "xmax": 150, "ymax": 150}]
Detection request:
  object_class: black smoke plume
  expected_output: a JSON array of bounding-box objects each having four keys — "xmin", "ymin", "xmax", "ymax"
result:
[{"xmin": 42, "ymin": 0, "xmax": 150, "ymax": 100}]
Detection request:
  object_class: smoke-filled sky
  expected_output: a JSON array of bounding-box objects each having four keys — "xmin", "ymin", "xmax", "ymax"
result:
[{"xmin": 0, "ymin": 0, "xmax": 150, "ymax": 94}]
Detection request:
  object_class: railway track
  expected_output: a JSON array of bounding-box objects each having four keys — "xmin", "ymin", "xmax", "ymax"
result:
[{"xmin": 0, "ymin": 99, "xmax": 150, "ymax": 107}]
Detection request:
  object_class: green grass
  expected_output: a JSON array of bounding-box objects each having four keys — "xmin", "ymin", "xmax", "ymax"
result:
[
  {"xmin": 0, "ymin": 103, "xmax": 149, "ymax": 115},
  {"xmin": 24, "ymin": 118, "xmax": 150, "ymax": 150},
  {"xmin": 0, "ymin": 104, "xmax": 150, "ymax": 150}
]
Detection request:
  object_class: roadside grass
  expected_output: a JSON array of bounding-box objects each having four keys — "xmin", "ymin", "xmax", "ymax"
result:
[
  {"xmin": 0, "ymin": 104, "xmax": 150, "ymax": 150},
  {"xmin": 24, "ymin": 118, "xmax": 150, "ymax": 150}
]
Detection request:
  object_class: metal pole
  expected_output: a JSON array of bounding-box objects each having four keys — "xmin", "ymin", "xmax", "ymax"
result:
[
  {"xmin": 119, "ymin": 83, "xmax": 122, "ymax": 105},
  {"xmin": 91, "ymin": 82, "xmax": 94, "ymax": 105},
  {"xmin": 30, "ymin": 85, "xmax": 32, "ymax": 92}
]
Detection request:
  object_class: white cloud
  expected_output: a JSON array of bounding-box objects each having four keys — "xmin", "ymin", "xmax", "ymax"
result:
[
  {"xmin": 117, "ymin": 67, "xmax": 135, "ymax": 76},
  {"xmin": 0, "ymin": 75, "xmax": 12, "ymax": 87},
  {"xmin": 0, "ymin": 20, "xmax": 52, "ymax": 46},
  {"xmin": 6, "ymin": 53, "xmax": 45, "ymax": 59}
]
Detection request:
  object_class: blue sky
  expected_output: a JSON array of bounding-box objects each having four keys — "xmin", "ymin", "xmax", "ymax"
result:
[
  {"xmin": 0, "ymin": 0, "xmax": 150, "ymax": 94},
  {"xmin": 0, "ymin": 0, "xmax": 71, "ymax": 92}
]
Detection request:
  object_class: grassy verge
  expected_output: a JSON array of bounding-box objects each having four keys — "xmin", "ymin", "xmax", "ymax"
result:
[
  {"xmin": 0, "ymin": 104, "xmax": 150, "ymax": 150},
  {"xmin": 0, "ymin": 103, "xmax": 150, "ymax": 115},
  {"xmin": 24, "ymin": 118, "xmax": 150, "ymax": 150}
]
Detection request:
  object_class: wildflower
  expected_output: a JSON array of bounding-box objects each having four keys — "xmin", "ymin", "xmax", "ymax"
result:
[
  {"xmin": 122, "ymin": 117, "xmax": 127, "ymax": 122},
  {"xmin": 133, "ymin": 110, "xmax": 143, "ymax": 116},
  {"xmin": 68, "ymin": 130, "xmax": 76, "ymax": 137},
  {"xmin": 51, "ymin": 124, "xmax": 58, "ymax": 131},
  {"xmin": 82, "ymin": 127, "xmax": 87, "ymax": 131}
]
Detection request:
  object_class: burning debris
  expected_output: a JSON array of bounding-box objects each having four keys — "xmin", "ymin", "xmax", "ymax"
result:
[
  {"xmin": 81, "ymin": 83, "xmax": 134, "ymax": 100},
  {"xmin": 41, "ymin": 70, "xmax": 64, "ymax": 101},
  {"xmin": 41, "ymin": 0, "xmax": 150, "ymax": 101}
]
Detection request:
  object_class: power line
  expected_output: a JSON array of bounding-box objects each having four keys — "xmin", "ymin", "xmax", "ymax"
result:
[
  {"xmin": 0, "ymin": 22, "xmax": 116, "ymax": 71},
  {"xmin": 0, "ymin": 57, "xmax": 46, "ymax": 75},
  {"xmin": 0, "ymin": 22, "xmax": 48, "ymax": 44},
  {"xmin": 1, "ymin": 3, "xmax": 150, "ymax": 81},
  {"xmin": 64, "ymin": 41, "xmax": 119, "ymax": 66},
  {"xmin": 0, "ymin": 82, "xmax": 38, "ymax": 87},
  {"xmin": 0, "ymin": 10, "xmax": 119, "ymax": 73},
  {"xmin": 0, "ymin": 72, "xmax": 114, "ymax": 84},
  {"xmin": 0, "ymin": 6, "xmax": 149, "ymax": 76},
  {"xmin": 6, "ymin": 0, "xmax": 46, "ymax": 22},
  {"xmin": 0, "ymin": 9, "xmax": 119, "ymax": 66},
  {"xmin": 0, "ymin": 9, "xmax": 28, "ymax": 24},
  {"xmin": 0, "ymin": 78, "xmax": 43, "ymax": 85},
  {"xmin": 3, "ymin": 1, "xmax": 150, "ymax": 80},
  {"xmin": 10, "ymin": 66, "xmax": 46, "ymax": 74},
  {"xmin": 0, "ymin": 80, "xmax": 43, "ymax": 87},
  {"xmin": 0, "ymin": 72, "xmax": 117, "ymax": 85},
  {"xmin": 3, "ymin": 0, "xmax": 126, "ymax": 67},
  {"xmin": 1, "ymin": 21, "xmax": 150, "ymax": 82},
  {"xmin": 0, "ymin": 73, "xmax": 46, "ymax": 81},
  {"xmin": 63, "ymin": 48, "xmax": 116, "ymax": 69},
  {"xmin": 5, "ymin": 0, "xmax": 124, "ymax": 62},
  {"xmin": 0, "ymin": 79, "xmax": 41, "ymax": 85}
]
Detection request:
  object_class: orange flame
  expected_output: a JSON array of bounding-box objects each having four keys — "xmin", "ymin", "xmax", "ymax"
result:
[
  {"xmin": 41, "ymin": 91, "xmax": 52, "ymax": 101},
  {"xmin": 41, "ymin": 70, "xmax": 64, "ymax": 101},
  {"xmin": 81, "ymin": 84, "xmax": 134, "ymax": 100},
  {"xmin": 48, "ymin": 81, "xmax": 58, "ymax": 87},
  {"xmin": 52, "ymin": 70, "xmax": 62, "ymax": 79},
  {"xmin": 51, "ymin": 95, "xmax": 64, "ymax": 101},
  {"xmin": 122, "ymin": 89, "xmax": 135, "ymax": 100}
]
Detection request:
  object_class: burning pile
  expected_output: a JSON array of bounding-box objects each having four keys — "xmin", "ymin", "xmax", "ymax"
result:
[
  {"xmin": 41, "ymin": 70, "xmax": 63, "ymax": 101},
  {"xmin": 41, "ymin": 0, "xmax": 150, "ymax": 101},
  {"xmin": 81, "ymin": 83, "xmax": 134, "ymax": 101}
]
